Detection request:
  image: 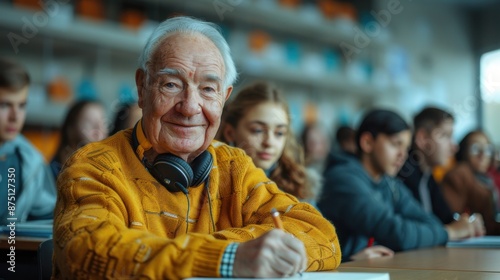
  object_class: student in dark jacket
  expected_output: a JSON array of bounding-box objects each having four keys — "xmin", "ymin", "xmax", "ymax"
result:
[
  {"xmin": 318, "ymin": 109, "xmax": 483, "ymax": 262},
  {"xmin": 398, "ymin": 107, "xmax": 457, "ymax": 224}
]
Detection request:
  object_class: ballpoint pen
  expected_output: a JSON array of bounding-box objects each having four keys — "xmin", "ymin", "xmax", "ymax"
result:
[{"xmin": 271, "ymin": 208, "xmax": 303, "ymax": 278}]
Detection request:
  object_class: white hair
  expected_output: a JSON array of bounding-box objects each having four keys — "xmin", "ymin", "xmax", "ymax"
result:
[{"xmin": 138, "ymin": 16, "xmax": 237, "ymax": 90}]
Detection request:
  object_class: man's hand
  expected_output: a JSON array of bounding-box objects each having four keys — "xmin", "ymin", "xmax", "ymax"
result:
[
  {"xmin": 350, "ymin": 245, "xmax": 394, "ymax": 261},
  {"xmin": 469, "ymin": 213, "xmax": 486, "ymax": 237},
  {"xmin": 233, "ymin": 229, "xmax": 307, "ymax": 278},
  {"xmin": 446, "ymin": 213, "xmax": 486, "ymax": 240}
]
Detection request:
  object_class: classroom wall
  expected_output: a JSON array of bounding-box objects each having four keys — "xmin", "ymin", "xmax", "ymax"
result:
[
  {"xmin": 372, "ymin": 0, "xmax": 476, "ymax": 140},
  {"xmin": 476, "ymin": 4, "xmax": 500, "ymax": 146}
]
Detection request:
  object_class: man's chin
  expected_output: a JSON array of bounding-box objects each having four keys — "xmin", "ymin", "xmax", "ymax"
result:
[
  {"xmin": 1, "ymin": 134, "xmax": 17, "ymax": 142},
  {"xmin": 386, "ymin": 168, "xmax": 398, "ymax": 177}
]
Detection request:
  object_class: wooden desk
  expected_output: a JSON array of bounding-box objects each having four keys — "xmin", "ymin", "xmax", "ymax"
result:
[
  {"xmin": 338, "ymin": 267, "xmax": 500, "ymax": 280},
  {"xmin": 341, "ymin": 246, "xmax": 500, "ymax": 273},
  {"xmin": 0, "ymin": 235, "xmax": 48, "ymax": 251},
  {"xmin": 0, "ymin": 235, "xmax": 47, "ymax": 279}
]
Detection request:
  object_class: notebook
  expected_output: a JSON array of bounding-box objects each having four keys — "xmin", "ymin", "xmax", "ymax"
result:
[
  {"xmin": 446, "ymin": 236, "xmax": 500, "ymax": 248},
  {"xmin": 186, "ymin": 272, "xmax": 390, "ymax": 280}
]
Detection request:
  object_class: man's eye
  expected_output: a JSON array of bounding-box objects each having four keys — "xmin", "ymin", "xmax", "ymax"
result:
[
  {"xmin": 161, "ymin": 82, "xmax": 182, "ymax": 93},
  {"xmin": 201, "ymin": 85, "xmax": 218, "ymax": 95}
]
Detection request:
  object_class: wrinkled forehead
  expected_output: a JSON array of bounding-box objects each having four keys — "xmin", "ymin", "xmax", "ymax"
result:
[{"xmin": 148, "ymin": 32, "xmax": 225, "ymax": 73}]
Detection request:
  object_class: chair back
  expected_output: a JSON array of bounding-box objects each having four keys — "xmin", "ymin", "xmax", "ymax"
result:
[{"xmin": 38, "ymin": 239, "xmax": 53, "ymax": 280}]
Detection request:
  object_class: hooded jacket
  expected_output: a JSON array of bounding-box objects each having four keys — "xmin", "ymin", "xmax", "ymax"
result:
[
  {"xmin": 318, "ymin": 152, "xmax": 448, "ymax": 262},
  {"xmin": 0, "ymin": 135, "xmax": 56, "ymax": 224}
]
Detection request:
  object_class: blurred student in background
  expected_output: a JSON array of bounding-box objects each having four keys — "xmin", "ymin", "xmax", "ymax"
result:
[
  {"xmin": 398, "ymin": 107, "xmax": 458, "ymax": 224},
  {"xmin": 335, "ymin": 125, "xmax": 357, "ymax": 156},
  {"xmin": 0, "ymin": 57, "xmax": 56, "ymax": 223},
  {"xmin": 218, "ymin": 82, "xmax": 322, "ymax": 206},
  {"xmin": 489, "ymin": 147, "xmax": 500, "ymax": 202},
  {"xmin": 442, "ymin": 130, "xmax": 500, "ymax": 235},
  {"xmin": 318, "ymin": 109, "xmax": 483, "ymax": 262},
  {"xmin": 300, "ymin": 122, "xmax": 331, "ymax": 173},
  {"xmin": 110, "ymin": 102, "xmax": 142, "ymax": 135},
  {"xmin": 50, "ymin": 100, "xmax": 107, "ymax": 178}
]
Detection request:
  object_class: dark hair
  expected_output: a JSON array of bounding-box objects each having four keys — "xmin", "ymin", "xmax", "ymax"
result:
[
  {"xmin": 455, "ymin": 130, "xmax": 491, "ymax": 162},
  {"xmin": 356, "ymin": 109, "xmax": 410, "ymax": 154},
  {"xmin": 111, "ymin": 103, "xmax": 137, "ymax": 135},
  {"xmin": 335, "ymin": 125, "xmax": 356, "ymax": 145},
  {"xmin": 54, "ymin": 100, "xmax": 102, "ymax": 162},
  {"xmin": 0, "ymin": 57, "xmax": 30, "ymax": 91},
  {"xmin": 218, "ymin": 82, "xmax": 310, "ymax": 199},
  {"xmin": 414, "ymin": 107, "xmax": 454, "ymax": 132}
]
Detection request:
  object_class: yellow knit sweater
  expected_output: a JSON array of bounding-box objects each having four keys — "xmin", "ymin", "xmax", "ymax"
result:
[{"xmin": 52, "ymin": 129, "xmax": 341, "ymax": 279}]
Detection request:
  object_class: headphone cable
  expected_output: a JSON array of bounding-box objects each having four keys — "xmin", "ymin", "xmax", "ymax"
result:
[
  {"xmin": 184, "ymin": 187, "xmax": 191, "ymax": 234},
  {"xmin": 205, "ymin": 178, "xmax": 216, "ymax": 233}
]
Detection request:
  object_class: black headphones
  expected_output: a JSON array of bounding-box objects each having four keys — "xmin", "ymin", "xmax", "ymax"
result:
[{"xmin": 131, "ymin": 121, "xmax": 213, "ymax": 195}]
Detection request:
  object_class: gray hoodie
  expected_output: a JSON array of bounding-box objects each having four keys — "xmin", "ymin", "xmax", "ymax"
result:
[
  {"xmin": 0, "ymin": 135, "xmax": 56, "ymax": 224},
  {"xmin": 318, "ymin": 152, "xmax": 448, "ymax": 262}
]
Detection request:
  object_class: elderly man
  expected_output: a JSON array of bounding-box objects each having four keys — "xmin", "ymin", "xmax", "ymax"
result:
[{"xmin": 53, "ymin": 17, "xmax": 341, "ymax": 279}]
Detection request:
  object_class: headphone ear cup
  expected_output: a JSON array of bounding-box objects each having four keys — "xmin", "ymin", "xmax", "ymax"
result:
[
  {"xmin": 190, "ymin": 151, "xmax": 213, "ymax": 187},
  {"xmin": 153, "ymin": 154, "xmax": 194, "ymax": 192}
]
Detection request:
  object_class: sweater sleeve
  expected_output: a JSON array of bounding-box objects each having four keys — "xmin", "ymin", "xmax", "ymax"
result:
[
  {"xmin": 389, "ymin": 178, "xmax": 449, "ymax": 248},
  {"xmin": 320, "ymin": 168, "xmax": 447, "ymax": 255},
  {"xmin": 53, "ymin": 149, "xmax": 230, "ymax": 280},
  {"xmin": 211, "ymin": 150, "xmax": 341, "ymax": 272}
]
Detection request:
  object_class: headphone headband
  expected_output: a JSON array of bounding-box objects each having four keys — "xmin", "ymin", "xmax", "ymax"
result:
[{"xmin": 131, "ymin": 120, "xmax": 213, "ymax": 194}]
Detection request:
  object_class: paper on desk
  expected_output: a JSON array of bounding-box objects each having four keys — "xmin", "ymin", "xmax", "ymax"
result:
[
  {"xmin": 446, "ymin": 236, "xmax": 500, "ymax": 248},
  {"xmin": 186, "ymin": 272, "xmax": 390, "ymax": 280}
]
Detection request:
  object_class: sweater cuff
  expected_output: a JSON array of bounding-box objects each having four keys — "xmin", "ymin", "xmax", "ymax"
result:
[{"xmin": 192, "ymin": 239, "xmax": 232, "ymax": 277}]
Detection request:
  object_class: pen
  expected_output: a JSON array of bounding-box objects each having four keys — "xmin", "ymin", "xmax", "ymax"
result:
[
  {"xmin": 270, "ymin": 208, "xmax": 303, "ymax": 278},
  {"xmin": 271, "ymin": 208, "xmax": 284, "ymax": 229}
]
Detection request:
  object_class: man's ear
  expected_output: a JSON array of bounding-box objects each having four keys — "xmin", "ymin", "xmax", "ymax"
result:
[
  {"xmin": 224, "ymin": 86, "xmax": 233, "ymax": 101},
  {"xmin": 359, "ymin": 132, "xmax": 375, "ymax": 154},
  {"xmin": 223, "ymin": 124, "xmax": 235, "ymax": 144},
  {"xmin": 414, "ymin": 128, "xmax": 427, "ymax": 151},
  {"xmin": 136, "ymin": 69, "xmax": 146, "ymax": 109}
]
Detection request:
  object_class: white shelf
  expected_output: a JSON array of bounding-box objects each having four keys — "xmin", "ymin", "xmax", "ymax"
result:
[
  {"xmin": 237, "ymin": 60, "xmax": 381, "ymax": 96},
  {"xmin": 146, "ymin": 0, "xmax": 382, "ymax": 48},
  {"xmin": 0, "ymin": 3, "xmax": 146, "ymax": 55}
]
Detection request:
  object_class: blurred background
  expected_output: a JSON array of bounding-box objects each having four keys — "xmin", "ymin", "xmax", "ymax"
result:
[{"xmin": 0, "ymin": 0, "xmax": 500, "ymax": 160}]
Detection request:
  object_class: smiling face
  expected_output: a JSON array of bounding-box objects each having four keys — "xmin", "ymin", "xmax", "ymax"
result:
[
  {"xmin": 0, "ymin": 86, "xmax": 28, "ymax": 145},
  {"xmin": 224, "ymin": 102, "xmax": 289, "ymax": 170},
  {"xmin": 136, "ymin": 33, "xmax": 233, "ymax": 162}
]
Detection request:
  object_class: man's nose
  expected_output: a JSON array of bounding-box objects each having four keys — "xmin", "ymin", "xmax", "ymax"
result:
[
  {"xmin": 176, "ymin": 87, "xmax": 202, "ymax": 116},
  {"xmin": 8, "ymin": 106, "xmax": 19, "ymax": 122}
]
